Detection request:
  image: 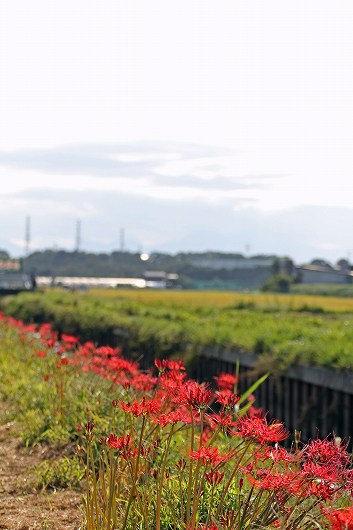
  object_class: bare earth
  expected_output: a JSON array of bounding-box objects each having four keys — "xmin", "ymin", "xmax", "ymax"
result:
[{"xmin": 0, "ymin": 421, "xmax": 82, "ymax": 530}]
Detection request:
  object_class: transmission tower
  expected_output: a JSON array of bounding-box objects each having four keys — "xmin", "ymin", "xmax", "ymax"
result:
[
  {"xmin": 75, "ymin": 219, "xmax": 81, "ymax": 252},
  {"xmin": 120, "ymin": 227, "xmax": 125, "ymax": 252},
  {"xmin": 25, "ymin": 216, "xmax": 31, "ymax": 256}
]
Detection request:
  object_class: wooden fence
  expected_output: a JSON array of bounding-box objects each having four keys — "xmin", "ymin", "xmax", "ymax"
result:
[{"xmin": 191, "ymin": 347, "xmax": 353, "ymax": 445}]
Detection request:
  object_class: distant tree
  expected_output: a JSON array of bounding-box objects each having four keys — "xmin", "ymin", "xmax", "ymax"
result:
[
  {"xmin": 0, "ymin": 249, "xmax": 10, "ymax": 259},
  {"xmin": 261, "ymin": 274, "xmax": 293, "ymax": 293},
  {"xmin": 310, "ymin": 259, "xmax": 333, "ymax": 270},
  {"xmin": 336, "ymin": 258, "xmax": 351, "ymax": 271},
  {"xmin": 271, "ymin": 257, "xmax": 294, "ymax": 276}
]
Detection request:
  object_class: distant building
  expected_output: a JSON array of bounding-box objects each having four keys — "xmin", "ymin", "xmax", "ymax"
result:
[
  {"xmin": 143, "ymin": 271, "xmax": 180, "ymax": 289},
  {"xmin": 0, "ymin": 258, "xmax": 21, "ymax": 272},
  {"xmin": 36, "ymin": 276, "xmax": 146, "ymax": 289},
  {"xmin": 0, "ymin": 272, "xmax": 34, "ymax": 293},
  {"xmin": 296, "ymin": 265, "xmax": 352, "ymax": 284},
  {"xmin": 187, "ymin": 256, "xmax": 274, "ymax": 270}
]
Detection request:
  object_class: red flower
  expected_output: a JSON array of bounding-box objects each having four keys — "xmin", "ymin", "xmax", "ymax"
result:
[
  {"xmin": 258, "ymin": 445, "xmax": 296, "ymax": 463},
  {"xmin": 129, "ymin": 372, "xmax": 157, "ymax": 392},
  {"xmin": 154, "ymin": 409, "xmax": 192, "ymax": 428},
  {"xmin": 326, "ymin": 507, "xmax": 353, "ymax": 529},
  {"xmin": 155, "ymin": 359, "xmax": 169, "ymax": 372},
  {"xmin": 107, "ymin": 433, "xmax": 133, "ymax": 451},
  {"xmin": 159, "ymin": 370, "xmax": 187, "ymax": 395},
  {"xmin": 303, "ymin": 461, "xmax": 340, "ymax": 483},
  {"xmin": 155, "ymin": 358, "xmax": 186, "ymax": 372},
  {"xmin": 215, "ymin": 390, "xmax": 239, "ymax": 409},
  {"xmin": 247, "ymin": 468, "xmax": 304, "ymax": 496},
  {"xmin": 190, "ymin": 446, "xmax": 223, "ymax": 466},
  {"xmin": 306, "ymin": 480, "xmax": 335, "ymax": 500},
  {"xmin": 304, "ymin": 438, "xmax": 349, "ymax": 470},
  {"xmin": 207, "ymin": 412, "xmax": 236, "ymax": 434},
  {"xmin": 61, "ymin": 333, "xmax": 79, "ymax": 346},
  {"xmin": 236, "ymin": 416, "xmax": 289, "ymax": 445},
  {"xmin": 168, "ymin": 360, "xmax": 185, "ymax": 371},
  {"xmin": 180, "ymin": 381, "xmax": 212, "ymax": 410},
  {"xmin": 35, "ymin": 350, "xmax": 47, "ymax": 358},
  {"xmin": 205, "ymin": 469, "xmax": 224, "ymax": 485},
  {"xmin": 120, "ymin": 397, "xmax": 160, "ymax": 417},
  {"xmin": 214, "ymin": 372, "xmax": 237, "ymax": 391}
]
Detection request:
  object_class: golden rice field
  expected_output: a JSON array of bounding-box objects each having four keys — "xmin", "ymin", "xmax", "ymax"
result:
[{"xmin": 90, "ymin": 288, "xmax": 353, "ymax": 313}]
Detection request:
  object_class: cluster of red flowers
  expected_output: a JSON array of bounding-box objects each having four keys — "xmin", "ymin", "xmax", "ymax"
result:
[
  {"xmin": 326, "ymin": 507, "xmax": 353, "ymax": 530},
  {"xmin": 2, "ymin": 310, "xmax": 353, "ymax": 529}
]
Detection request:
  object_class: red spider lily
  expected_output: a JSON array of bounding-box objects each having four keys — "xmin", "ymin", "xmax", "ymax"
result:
[
  {"xmin": 154, "ymin": 409, "xmax": 192, "ymax": 428},
  {"xmin": 85, "ymin": 422, "xmax": 94, "ymax": 440},
  {"xmin": 302, "ymin": 461, "xmax": 343, "ymax": 483},
  {"xmin": 180, "ymin": 381, "xmax": 212, "ymax": 410},
  {"xmin": 35, "ymin": 350, "xmax": 47, "ymax": 358},
  {"xmin": 155, "ymin": 358, "xmax": 186, "ymax": 373},
  {"xmin": 159, "ymin": 369, "xmax": 188, "ymax": 393},
  {"xmin": 343, "ymin": 469, "xmax": 353, "ymax": 493},
  {"xmin": 38, "ymin": 323, "xmax": 58, "ymax": 345},
  {"xmin": 106, "ymin": 433, "xmax": 133, "ymax": 450},
  {"xmin": 207, "ymin": 411, "xmax": 237, "ymax": 434},
  {"xmin": 245, "ymin": 468, "xmax": 304, "ymax": 496},
  {"xmin": 306, "ymin": 480, "xmax": 336, "ymax": 500},
  {"xmin": 176, "ymin": 458, "xmax": 187, "ymax": 471},
  {"xmin": 190, "ymin": 446, "xmax": 223, "ymax": 466},
  {"xmin": 60, "ymin": 333, "xmax": 79, "ymax": 347},
  {"xmin": 325, "ymin": 507, "xmax": 353, "ymax": 529},
  {"xmin": 155, "ymin": 359, "xmax": 169, "ymax": 372},
  {"xmin": 248, "ymin": 404, "xmax": 263, "ymax": 418},
  {"xmin": 215, "ymin": 390, "xmax": 239, "ymax": 409},
  {"xmin": 167, "ymin": 359, "xmax": 186, "ymax": 371},
  {"xmin": 235, "ymin": 416, "xmax": 289, "ymax": 445},
  {"xmin": 213, "ymin": 372, "xmax": 237, "ymax": 391},
  {"xmin": 256, "ymin": 445, "xmax": 296, "ymax": 463},
  {"xmin": 303, "ymin": 438, "xmax": 349, "ymax": 469},
  {"xmin": 129, "ymin": 372, "xmax": 157, "ymax": 392},
  {"xmin": 78, "ymin": 341, "xmax": 97, "ymax": 357},
  {"xmin": 60, "ymin": 357, "xmax": 70, "ymax": 365},
  {"xmin": 205, "ymin": 469, "xmax": 224, "ymax": 485},
  {"xmin": 120, "ymin": 397, "xmax": 161, "ymax": 417}
]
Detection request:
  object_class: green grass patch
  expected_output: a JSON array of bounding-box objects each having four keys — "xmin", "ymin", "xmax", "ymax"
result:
[{"xmin": 2, "ymin": 290, "xmax": 353, "ymax": 371}]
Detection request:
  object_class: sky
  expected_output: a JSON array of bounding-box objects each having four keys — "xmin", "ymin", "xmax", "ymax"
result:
[{"xmin": 0, "ymin": 1, "xmax": 352, "ymax": 264}]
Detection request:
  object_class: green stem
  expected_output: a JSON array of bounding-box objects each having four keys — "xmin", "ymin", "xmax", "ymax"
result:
[
  {"xmin": 186, "ymin": 410, "xmax": 195, "ymax": 525},
  {"xmin": 156, "ymin": 425, "xmax": 175, "ymax": 530},
  {"xmin": 214, "ymin": 441, "xmax": 251, "ymax": 522},
  {"xmin": 122, "ymin": 415, "xmax": 146, "ymax": 529}
]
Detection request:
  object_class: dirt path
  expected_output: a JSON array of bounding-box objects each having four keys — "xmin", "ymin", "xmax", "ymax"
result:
[{"xmin": 0, "ymin": 420, "xmax": 82, "ymax": 530}]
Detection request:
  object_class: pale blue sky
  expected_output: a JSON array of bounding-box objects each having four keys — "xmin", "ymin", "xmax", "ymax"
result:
[{"xmin": 0, "ymin": 1, "xmax": 352, "ymax": 262}]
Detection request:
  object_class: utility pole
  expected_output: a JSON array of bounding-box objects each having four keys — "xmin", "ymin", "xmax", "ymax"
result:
[
  {"xmin": 25, "ymin": 216, "xmax": 31, "ymax": 257},
  {"xmin": 120, "ymin": 228, "xmax": 125, "ymax": 252},
  {"xmin": 75, "ymin": 219, "xmax": 81, "ymax": 252}
]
